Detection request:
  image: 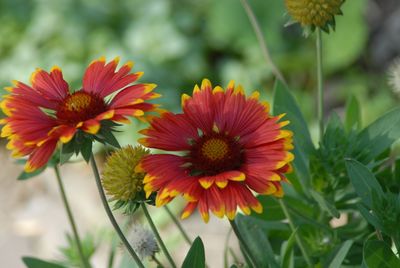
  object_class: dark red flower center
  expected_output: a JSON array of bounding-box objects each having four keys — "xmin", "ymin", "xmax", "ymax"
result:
[
  {"xmin": 189, "ymin": 133, "xmax": 243, "ymax": 176},
  {"xmin": 56, "ymin": 91, "xmax": 107, "ymax": 124}
]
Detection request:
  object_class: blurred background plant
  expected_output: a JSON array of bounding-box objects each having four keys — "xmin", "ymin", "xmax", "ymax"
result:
[{"xmin": 1, "ymin": 0, "xmax": 400, "ymax": 267}]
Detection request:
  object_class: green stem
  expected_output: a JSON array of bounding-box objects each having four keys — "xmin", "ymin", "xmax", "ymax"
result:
[
  {"xmin": 223, "ymin": 228, "xmax": 240, "ymax": 268},
  {"xmin": 54, "ymin": 166, "xmax": 91, "ymax": 268},
  {"xmin": 229, "ymin": 220, "xmax": 257, "ymax": 268},
  {"xmin": 164, "ymin": 205, "xmax": 192, "ymax": 245},
  {"xmin": 106, "ymin": 241, "xmax": 116, "ymax": 268},
  {"xmin": 240, "ymin": 0, "xmax": 287, "ymax": 86},
  {"xmin": 152, "ymin": 256, "xmax": 164, "ymax": 268},
  {"xmin": 279, "ymin": 199, "xmax": 313, "ymax": 267},
  {"xmin": 141, "ymin": 203, "xmax": 177, "ymax": 268},
  {"xmin": 89, "ymin": 154, "xmax": 145, "ymax": 268},
  {"xmin": 316, "ymin": 28, "xmax": 324, "ymax": 141}
]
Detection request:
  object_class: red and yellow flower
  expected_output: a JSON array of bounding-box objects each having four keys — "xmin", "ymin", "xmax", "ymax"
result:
[
  {"xmin": 0, "ymin": 57, "xmax": 159, "ymax": 172},
  {"xmin": 137, "ymin": 79, "xmax": 294, "ymax": 222}
]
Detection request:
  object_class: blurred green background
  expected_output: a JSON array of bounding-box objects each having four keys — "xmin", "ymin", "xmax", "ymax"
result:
[
  {"xmin": 1, "ymin": 0, "xmax": 399, "ymax": 140},
  {"xmin": 1, "ymin": 0, "xmax": 400, "ymax": 267}
]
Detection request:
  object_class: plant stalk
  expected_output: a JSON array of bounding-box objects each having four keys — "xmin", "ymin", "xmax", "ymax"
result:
[
  {"xmin": 164, "ymin": 205, "xmax": 192, "ymax": 245},
  {"xmin": 141, "ymin": 203, "xmax": 176, "ymax": 268},
  {"xmin": 229, "ymin": 220, "xmax": 257, "ymax": 268},
  {"xmin": 316, "ymin": 28, "xmax": 324, "ymax": 141},
  {"xmin": 54, "ymin": 166, "xmax": 91, "ymax": 268},
  {"xmin": 240, "ymin": 0, "xmax": 287, "ymax": 86},
  {"xmin": 89, "ymin": 154, "xmax": 145, "ymax": 268},
  {"xmin": 279, "ymin": 199, "xmax": 313, "ymax": 267}
]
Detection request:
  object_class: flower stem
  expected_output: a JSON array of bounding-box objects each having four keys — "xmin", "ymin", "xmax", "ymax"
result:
[
  {"xmin": 152, "ymin": 256, "xmax": 164, "ymax": 268},
  {"xmin": 164, "ymin": 205, "xmax": 192, "ymax": 245},
  {"xmin": 141, "ymin": 203, "xmax": 177, "ymax": 268},
  {"xmin": 54, "ymin": 166, "xmax": 91, "ymax": 268},
  {"xmin": 279, "ymin": 199, "xmax": 313, "ymax": 267},
  {"xmin": 229, "ymin": 220, "xmax": 257, "ymax": 268},
  {"xmin": 316, "ymin": 28, "xmax": 324, "ymax": 141},
  {"xmin": 240, "ymin": 0, "xmax": 287, "ymax": 86},
  {"xmin": 89, "ymin": 154, "xmax": 145, "ymax": 268}
]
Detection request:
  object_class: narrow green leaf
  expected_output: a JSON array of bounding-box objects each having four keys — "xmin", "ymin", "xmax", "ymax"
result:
[
  {"xmin": 357, "ymin": 204, "xmax": 383, "ymax": 231},
  {"xmin": 345, "ymin": 95, "xmax": 361, "ymax": 132},
  {"xmin": 59, "ymin": 150, "xmax": 74, "ymax": 165},
  {"xmin": 281, "ymin": 227, "xmax": 298, "ymax": 268},
  {"xmin": 182, "ymin": 236, "xmax": 206, "ymax": 268},
  {"xmin": 328, "ymin": 240, "xmax": 353, "ymax": 268},
  {"xmin": 98, "ymin": 128, "xmax": 121, "ymax": 149},
  {"xmin": 61, "ymin": 139, "xmax": 76, "ymax": 154},
  {"xmin": 80, "ymin": 139, "xmax": 93, "ymax": 163},
  {"xmin": 273, "ymin": 80, "xmax": 315, "ymax": 196},
  {"xmin": 357, "ymin": 107, "xmax": 400, "ymax": 163},
  {"xmin": 235, "ymin": 215, "xmax": 280, "ymax": 268},
  {"xmin": 22, "ymin": 257, "xmax": 66, "ymax": 268},
  {"xmin": 18, "ymin": 167, "xmax": 45, "ymax": 180},
  {"xmin": 345, "ymin": 159, "xmax": 384, "ymax": 208},
  {"xmin": 364, "ymin": 240, "xmax": 400, "ymax": 267},
  {"xmin": 310, "ymin": 190, "xmax": 340, "ymax": 218}
]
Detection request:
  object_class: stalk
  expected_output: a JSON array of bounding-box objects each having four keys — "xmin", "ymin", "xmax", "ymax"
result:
[
  {"xmin": 89, "ymin": 154, "xmax": 145, "ymax": 268},
  {"xmin": 141, "ymin": 203, "xmax": 177, "ymax": 268},
  {"xmin": 54, "ymin": 166, "xmax": 91, "ymax": 268},
  {"xmin": 316, "ymin": 28, "xmax": 324, "ymax": 140},
  {"xmin": 279, "ymin": 199, "xmax": 313, "ymax": 267},
  {"xmin": 164, "ymin": 205, "xmax": 192, "ymax": 245}
]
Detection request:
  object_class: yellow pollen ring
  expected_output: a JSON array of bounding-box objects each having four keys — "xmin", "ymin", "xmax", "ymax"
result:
[
  {"xmin": 65, "ymin": 93, "xmax": 92, "ymax": 112},
  {"xmin": 201, "ymin": 138, "xmax": 229, "ymax": 161}
]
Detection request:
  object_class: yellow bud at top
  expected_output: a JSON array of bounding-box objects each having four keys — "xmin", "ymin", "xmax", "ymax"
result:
[
  {"xmin": 102, "ymin": 145, "xmax": 150, "ymax": 201},
  {"xmin": 285, "ymin": 0, "xmax": 345, "ymax": 31}
]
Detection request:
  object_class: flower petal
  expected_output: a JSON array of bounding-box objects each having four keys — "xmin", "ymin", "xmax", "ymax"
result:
[
  {"xmin": 25, "ymin": 139, "xmax": 58, "ymax": 172},
  {"xmin": 30, "ymin": 67, "xmax": 69, "ymax": 101}
]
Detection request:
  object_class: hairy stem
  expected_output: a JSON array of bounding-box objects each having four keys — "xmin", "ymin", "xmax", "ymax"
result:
[
  {"xmin": 316, "ymin": 28, "xmax": 324, "ymax": 140},
  {"xmin": 141, "ymin": 203, "xmax": 176, "ymax": 268},
  {"xmin": 229, "ymin": 220, "xmax": 257, "ymax": 268},
  {"xmin": 279, "ymin": 199, "xmax": 313, "ymax": 267},
  {"xmin": 164, "ymin": 205, "xmax": 192, "ymax": 245},
  {"xmin": 89, "ymin": 154, "xmax": 145, "ymax": 268},
  {"xmin": 240, "ymin": 0, "xmax": 287, "ymax": 86},
  {"xmin": 54, "ymin": 166, "xmax": 91, "ymax": 268}
]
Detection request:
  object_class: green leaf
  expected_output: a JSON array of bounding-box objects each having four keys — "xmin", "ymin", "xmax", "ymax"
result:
[
  {"xmin": 61, "ymin": 139, "xmax": 76, "ymax": 154},
  {"xmin": 182, "ymin": 236, "xmax": 206, "ymax": 268},
  {"xmin": 364, "ymin": 240, "xmax": 400, "ymax": 268},
  {"xmin": 357, "ymin": 204, "xmax": 383, "ymax": 231},
  {"xmin": 22, "ymin": 257, "xmax": 66, "ymax": 268},
  {"xmin": 18, "ymin": 167, "xmax": 45, "ymax": 180},
  {"xmin": 273, "ymin": 80, "xmax": 315, "ymax": 196},
  {"xmin": 255, "ymin": 196, "xmax": 285, "ymax": 221},
  {"xmin": 97, "ymin": 126, "xmax": 121, "ymax": 149},
  {"xmin": 80, "ymin": 139, "xmax": 93, "ymax": 163},
  {"xmin": 281, "ymin": 227, "xmax": 298, "ymax": 268},
  {"xmin": 345, "ymin": 95, "xmax": 362, "ymax": 132},
  {"xmin": 310, "ymin": 190, "xmax": 340, "ymax": 218},
  {"xmin": 59, "ymin": 151, "xmax": 74, "ymax": 165},
  {"xmin": 345, "ymin": 159, "xmax": 384, "ymax": 208},
  {"xmin": 235, "ymin": 215, "xmax": 280, "ymax": 268},
  {"xmin": 328, "ymin": 240, "xmax": 353, "ymax": 268},
  {"xmin": 357, "ymin": 107, "xmax": 400, "ymax": 163}
]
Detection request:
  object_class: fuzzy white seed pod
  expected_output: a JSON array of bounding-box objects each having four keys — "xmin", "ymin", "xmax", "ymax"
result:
[{"xmin": 128, "ymin": 225, "xmax": 159, "ymax": 260}]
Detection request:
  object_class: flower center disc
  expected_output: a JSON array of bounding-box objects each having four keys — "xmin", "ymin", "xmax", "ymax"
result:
[
  {"xmin": 56, "ymin": 91, "xmax": 107, "ymax": 124},
  {"xmin": 201, "ymin": 138, "xmax": 229, "ymax": 161},
  {"xmin": 189, "ymin": 134, "xmax": 242, "ymax": 176}
]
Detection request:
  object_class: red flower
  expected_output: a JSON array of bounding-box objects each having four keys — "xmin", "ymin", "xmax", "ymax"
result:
[
  {"xmin": 137, "ymin": 79, "xmax": 294, "ymax": 222},
  {"xmin": 1, "ymin": 57, "xmax": 159, "ymax": 172}
]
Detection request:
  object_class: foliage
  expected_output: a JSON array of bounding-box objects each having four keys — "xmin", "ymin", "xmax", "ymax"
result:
[{"xmin": 2, "ymin": 0, "xmax": 400, "ymax": 267}]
